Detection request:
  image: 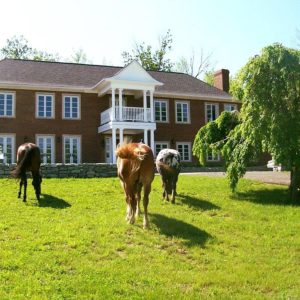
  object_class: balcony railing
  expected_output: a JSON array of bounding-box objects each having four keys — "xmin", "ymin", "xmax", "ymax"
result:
[{"xmin": 100, "ymin": 106, "xmax": 152, "ymax": 124}]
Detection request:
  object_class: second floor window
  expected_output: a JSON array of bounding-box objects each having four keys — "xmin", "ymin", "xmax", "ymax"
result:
[
  {"xmin": 176, "ymin": 101, "xmax": 190, "ymax": 123},
  {"xmin": 0, "ymin": 92, "xmax": 14, "ymax": 117},
  {"xmin": 155, "ymin": 100, "xmax": 168, "ymax": 122},
  {"xmin": 205, "ymin": 103, "xmax": 219, "ymax": 122},
  {"xmin": 37, "ymin": 94, "xmax": 54, "ymax": 118},
  {"xmin": 63, "ymin": 95, "xmax": 80, "ymax": 119}
]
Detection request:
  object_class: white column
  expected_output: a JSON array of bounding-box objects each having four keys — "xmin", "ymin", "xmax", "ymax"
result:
[
  {"xmin": 144, "ymin": 129, "xmax": 148, "ymax": 145},
  {"xmin": 150, "ymin": 129, "xmax": 155, "ymax": 152},
  {"xmin": 119, "ymin": 88, "xmax": 123, "ymax": 121},
  {"xmin": 119, "ymin": 128, "xmax": 124, "ymax": 145},
  {"xmin": 111, "ymin": 88, "xmax": 116, "ymax": 121},
  {"xmin": 112, "ymin": 128, "xmax": 117, "ymax": 164},
  {"xmin": 143, "ymin": 90, "xmax": 147, "ymax": 122},
  {"xmin": 150, "ymin": 90, "xmax": 154, "ymax": 122}
]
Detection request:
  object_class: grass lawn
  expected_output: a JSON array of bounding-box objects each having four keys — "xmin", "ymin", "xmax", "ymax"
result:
[{"xmin": 0, "ymin": 175, "xmax": 299, "ymax": 299}]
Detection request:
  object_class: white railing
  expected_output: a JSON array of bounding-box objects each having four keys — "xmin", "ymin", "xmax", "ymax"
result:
[{"xmin": 100, "ymin": 106, "xmax": 151, "ymax": 124}]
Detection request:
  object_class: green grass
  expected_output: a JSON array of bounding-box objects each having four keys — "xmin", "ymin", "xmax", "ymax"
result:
[{"xmin": 0, "ymin": 176, "xmax": 299, "ymax": 299}]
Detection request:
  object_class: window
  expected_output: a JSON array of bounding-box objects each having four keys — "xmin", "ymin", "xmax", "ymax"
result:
[
  {"xmin": 36, "ymin": 135, "xmax": 55, "ymax": 164},
  {"xmin": 63, "ymin": 95, "xmax": 80, "ymax": 119},
  {"xmin": 207, "ymin": 150, "xmax": 220, "ymax": 162},
  {"xmin": 0, "ymin": 134, "xmax": 15, "ymax": 164},
  {"xmin": 154, "ymin": 142, "xmax": 169, "ymax": 157},
  {"xmin": 63, "ymin": 135, "xmax": 81, "ymax": 164},
  {"xmin": 0, "ymin": 92, "xmax": 15, "ymax": 117},
  {"xmin": 155, "ymin": 100, "xmax": 168, "ymax": 122},
  {"xmin": 36, "ymin": 94, "xmax": 54, "ymax": 118},
  {"xmin": 205, "ymin": 103, "xmax": 219, "ymax": 123},
  {"xmin": 224, "ymin": 104, "xmax": 237, "ymax": 112},
  {"xmin": 175, "ymin": 101, "xmax": 190, "ymax": 123},
  {"xmin": 176, "ymin": 142, "xmax": 191, "ymax": 162}
]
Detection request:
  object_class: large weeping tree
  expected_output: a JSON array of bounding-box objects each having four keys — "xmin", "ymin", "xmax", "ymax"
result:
[{"xmin": 193, "ymin": 43, "xmax": 300, "ymax": 201}]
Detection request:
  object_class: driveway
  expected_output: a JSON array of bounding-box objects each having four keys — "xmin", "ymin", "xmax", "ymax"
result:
[{"xmin": 180, "ymin": 171, "xmax": 290, "ymax": 186}]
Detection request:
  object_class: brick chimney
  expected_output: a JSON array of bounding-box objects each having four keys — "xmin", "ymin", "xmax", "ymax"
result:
[{"xmin": 214, "ymin": 69, "xmax": 230, "ymax": 93}]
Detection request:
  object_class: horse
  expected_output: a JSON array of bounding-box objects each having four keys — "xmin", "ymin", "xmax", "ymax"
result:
[
  {"xmin": 11, "ymin": 143, "xmax": 42, "ymax": 202},
  {"xmin": 116, "ymin": 142, "xmax": 155, "ymax": 228},
  {"xmin": 156, "ymin": 149, "xmax": 181, "ymax": 204}
]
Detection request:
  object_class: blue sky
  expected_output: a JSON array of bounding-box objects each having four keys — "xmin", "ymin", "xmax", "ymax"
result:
[{"xmin": 0, "ymin": 0, "xmax": 299, "ymax": 77}]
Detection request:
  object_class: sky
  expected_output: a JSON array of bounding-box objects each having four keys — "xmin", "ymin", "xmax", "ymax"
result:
[{"xmin": 0, "ymin": 0, "xmax": 299, "ymax": 77}]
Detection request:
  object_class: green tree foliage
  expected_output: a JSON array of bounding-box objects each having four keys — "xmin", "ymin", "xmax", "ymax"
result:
[
  {"xmin": 194, "ymin": 43, "xmax": 300, "ymax": 201},
  {"xmin": 122, "ymin": 30, "xmax": 173, "ymax": 71},
  {"xmin": 1, "ymin": 35, "xmax": 59, "ymax": 61}
]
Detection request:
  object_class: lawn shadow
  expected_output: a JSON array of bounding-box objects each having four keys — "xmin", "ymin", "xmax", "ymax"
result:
[
  {"xmin": 38, "ymin": 194, "xmax": 71, "ymax": 209},
  {"xmin": 151, "ymin": 213, "xmax": 212, "ymax": 247},
  {"xmin": 233, "ymin": 188, "xmax": 300, "ymax": 206},
  {"xmin": 178, "ymin": 194, "xmax": 220, "ymax": 211}
]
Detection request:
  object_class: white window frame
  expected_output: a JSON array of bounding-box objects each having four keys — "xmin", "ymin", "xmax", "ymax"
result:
[
  {"xmin": 224, "ymin": 103, "xmax": 237, "ymax": 112},
  {"xmin": 36, "ymin": 93, "xmax": 55, "ymax": 119},
  {"xmin": 206, "ymin": 150, "xmax": 221, "ymax": 162},
  {"xmin": 63, "ymin": 135, "xmax": 81, "ymax": 164},
  {"xmin": 0, "ymin": 134, "xmax": 15, "ymax": 164},
  {"xmin": 175, "ymin": 100, "xmax": 190, "ymax": 124},
  {"xmin": 176, "ymin": 142, "xmax": 191, "ymax": 162},
  {"xmin": 154, "ymin": 99, "xmax": 169, "ymax": 123},
  {"xmin": 154, "ymin": 141, "xmax": 170, "ymax": 157},
  {"xmin": 62, "ymin": 95, "xmax": 81, "ymax": 120},
  {"xmin": 0, "ymin": 91, "xmax": 16, "ymax": 118},
  {"xmin": 205, "ymin": 103, "xmax": 219, "ymax": 123},
  {"xmin": 36, "ymin": 135, "xmax": 55, "ymax": 164}
]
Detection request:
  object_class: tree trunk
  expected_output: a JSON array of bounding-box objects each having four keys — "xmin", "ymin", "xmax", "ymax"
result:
[{"xmin": 289, "ymin": 166, "xmax": 300, "ymax": 201}]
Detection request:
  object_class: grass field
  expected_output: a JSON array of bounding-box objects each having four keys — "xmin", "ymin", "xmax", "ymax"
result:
[{"xmin": 0, "ymin": 175, "xmax": 299, "ymax": 299}]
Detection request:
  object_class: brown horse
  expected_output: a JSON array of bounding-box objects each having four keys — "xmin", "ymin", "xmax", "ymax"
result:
[
  {"xmin": 116, "ymin": 143, "xmax": 155, "ymax": 228},
  {"xmin": 11, "ymin": 143, "xmax": 42, "ymax": 202}
]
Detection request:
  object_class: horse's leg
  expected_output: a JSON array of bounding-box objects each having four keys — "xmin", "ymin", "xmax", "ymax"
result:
[
  {"xmin": 32, "ymin": 171, "xmax": 41, "ymax": 201},
  {"xmin": 18, "ymin": 179, "xmax": 23, "ymax": 199},
  {"xmin": 142, "ymin": 183, "xmax": 151, "ymax": 229},
  {"xmin": 171, "ymin": 179, "xmax": 176, "ymax": 204},
  {"xmin": 128, "ymin": 192, "xmax": 137, "ymax": 224},
  {"xmin": 23, "ymin": 175, "xmax": 27, "ymax": 202},
  {"xmin": 135, "ymin": 183, "xmax": 142, "ymax": 218}
]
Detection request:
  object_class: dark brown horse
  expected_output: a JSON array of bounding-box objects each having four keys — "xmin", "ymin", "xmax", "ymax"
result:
[
  {"xmin": 11, "ymin": 143, "xmax": 42, "ymax": 202},
  {"xmin": 116, "ymin": 143, "xmax": 155, "ymax": 228}
]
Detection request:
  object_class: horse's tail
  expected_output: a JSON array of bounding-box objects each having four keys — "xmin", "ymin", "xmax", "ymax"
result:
[
  {"xmin": 11, "ymin": 147, "xmax": 34, "ymax": 179},
  {"xmin": 116, "ymin": 143, "xmax": 148, "ymax": 161}
]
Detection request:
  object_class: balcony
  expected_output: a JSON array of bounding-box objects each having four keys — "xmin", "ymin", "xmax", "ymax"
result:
[{"xmin": 100, "ymin": 106, "xmax": 152, "ymax": 125}]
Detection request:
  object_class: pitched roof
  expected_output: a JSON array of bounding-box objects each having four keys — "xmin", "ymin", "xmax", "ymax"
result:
[{"xmin": 0, "ymin": 58, "xmax": 232, "ymax": 99}]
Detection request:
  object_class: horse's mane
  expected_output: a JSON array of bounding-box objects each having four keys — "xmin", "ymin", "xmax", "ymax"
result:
[{"xmin": 116, "ymin": 143, "xmax": 148, "ymax": 161}]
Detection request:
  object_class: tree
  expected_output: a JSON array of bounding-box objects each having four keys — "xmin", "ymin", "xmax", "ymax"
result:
[
  {"xmin": 193, "ymin": 43, "xmax": 300, "ymax": 201},
  {"xmin": 70, "ymin": 48, "xmax": 92, "ymax": 64},
  {"xmin": 176, "ymin": 49, "xmax": 213, "ymax": 79},
  {"xmin": 122, "ymin": 30, "xmax": 173, "ymax": 71},
  {"xmin": 203, "ymin": 69, "xmax": 215, "ymax": 85},
  {"xmin": 1, "ymin": 35, "xmax": 60, "ymax": 61}
]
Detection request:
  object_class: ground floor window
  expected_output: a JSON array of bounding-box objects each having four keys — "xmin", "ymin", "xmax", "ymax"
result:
[
  {"xmin": 207, "ymin": 150, "xmax": 220, "ymax": 162},
  {"xmin": 154, "ymin": 142, "xmax": 169, "ymax": 157},
  {"xmin": 176, "ymin": 142, "xmax": 191, "ymax": 162},
  {"xmin": 63, "ymin": 135, "xmax": 81, "ymax": 164},
  {"xmin": 36, "ymin": 135, "xmax": 55, "ymax": 164},
  {"xmin": 0, "ymin": 134, "xmax": 15, "ymax": 164}
]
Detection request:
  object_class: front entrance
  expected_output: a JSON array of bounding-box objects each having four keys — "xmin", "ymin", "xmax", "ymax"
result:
[{"xmin": 105, "ymin": 137, "xmax": 113, "ymax": 163}]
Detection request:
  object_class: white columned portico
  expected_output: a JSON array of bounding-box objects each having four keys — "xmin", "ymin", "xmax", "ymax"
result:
[
  {"xmin": 143, "ymin": 90, "xmax": 147, "ymax": 122},
  {"xmin": 111, "ymin": 88, "xmax": 116, "ymax": 121},
  {"xmin": 119, "ymin": 128, "xmax": 124, "ymax": 145},
  {"xmin": 150, "ymin": 90, "xmax": 154, "ymax": 122},
  {"xmin": 144, "ymin": 129, "xmax": 148, "ymax": 145},
  {"xmin": 119, "ymin": 88, "xmax": 123, "ymax": 121},
  {"xmin": 112, "ymin": 128, "xmax": 117, "ymax": 164},
  {"xmin": 150, "ymin": 129, "xmax": 155, "ymax": 152}
]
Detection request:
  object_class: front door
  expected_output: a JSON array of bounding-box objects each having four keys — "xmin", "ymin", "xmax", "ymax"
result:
[
  {"xmin": 105, "ymin": 137, "xmax": 113, "ymax": 163},
  {"xmin": 63, "ymin": 135, "xmax": 81, "ymax": 164},
  {"xmin": 0, "ymin": 135, "xmax": 14, "ymax": 164}
]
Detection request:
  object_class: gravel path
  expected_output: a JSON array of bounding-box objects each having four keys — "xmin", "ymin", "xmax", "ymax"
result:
[{"xmin": 180, "ymin": 171, "xmax": 290, "ymax": 186}]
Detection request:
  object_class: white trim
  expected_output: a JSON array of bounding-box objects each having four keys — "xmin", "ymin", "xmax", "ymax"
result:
[
  {"xmin": 205, "ymin": 102, "xmax": 219, "ymax": 123},
  {"xmin": 0, "ymin": 91, "xmax": 16, "ymax": 118},
  {"xmin": 35, "ymin": 93, "xmax": 55, "ymax": 119},
  {"xmin": 0, "ymin": 133, "xmax": 16, "ymax": 164},
  {"xmin": 62, "ymin": 94, "xmax": 81, "ymax": 120},
  {"xmin": 224, "ymin": 103, "xmax": 238, "ymax": 112},
  {"xmin": 154, "ymin": 99, "xmax": 169, "ymax": 123},
  {"xmin": 36, "ymin": 134, "xmax": 55, "ymax": 164},
  {"xmin": 176, "ymin": 142, "xmax": 192, "ymax": 162},
  {"xmin": 175, "ymin": 100, "xmax": 190, "ymax": 124},
  {"xmin": 62, "ymin": 135, "xmax": 81, "ymax": 164}
]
